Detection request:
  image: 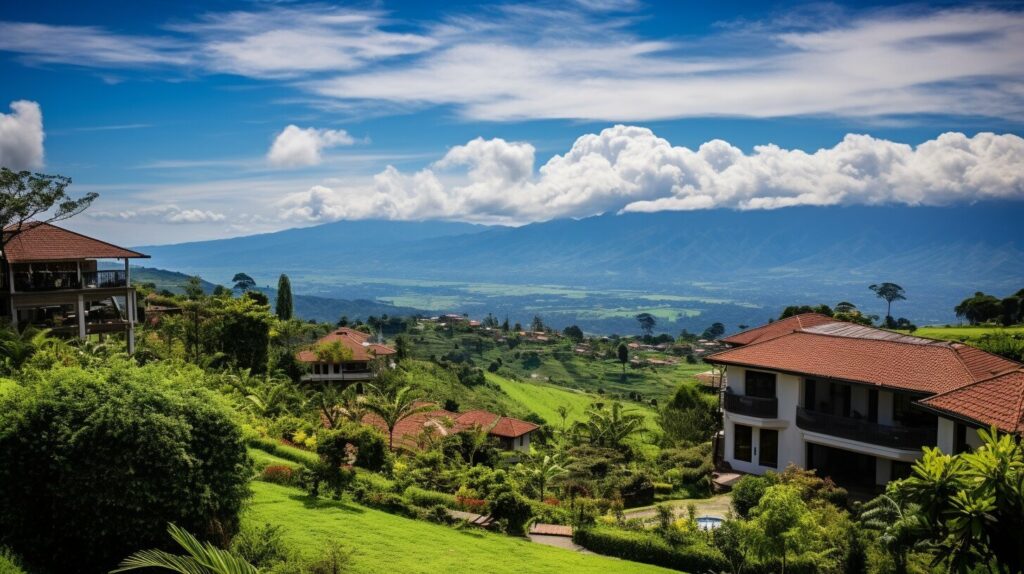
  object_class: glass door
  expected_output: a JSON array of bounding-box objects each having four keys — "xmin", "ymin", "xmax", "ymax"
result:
[{"xmin": 759, "ymin": 429, "xmax": 778, "ymax": 468}]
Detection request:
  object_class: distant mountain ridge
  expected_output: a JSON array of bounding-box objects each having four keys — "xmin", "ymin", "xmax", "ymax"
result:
[{"xmin": 139, "ymin": 205, "xmax": 1024, "ymax": 324}]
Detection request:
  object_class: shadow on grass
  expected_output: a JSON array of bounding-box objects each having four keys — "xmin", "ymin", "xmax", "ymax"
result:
[{"xmin": 288, "ymin": 492, "xmax": 366, "ymax": 514}]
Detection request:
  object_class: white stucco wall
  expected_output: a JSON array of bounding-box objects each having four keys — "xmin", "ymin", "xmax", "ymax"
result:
[
  {"xmin": 722, "ymin": 367, "xmax": 803, "ymax": 475},
  {"xmin": 937, "ymin": 417, "xmax": 956, "ymax": 453}
]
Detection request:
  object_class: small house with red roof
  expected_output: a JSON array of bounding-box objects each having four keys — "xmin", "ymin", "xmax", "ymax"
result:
[
  {"xmin": 1, "ymin": 222, "xmax": 148, "ymax": 352},
  {"xmin": 363, "ymin": 406, "xmax": 539, "ymax": 452},
  {"xmin": 296, "ymin": 327, "xmax": 396, "ymax": 384},
  {"xmin": 706, "ymin": 313, "xmax": 1024, "ymax": 488}
]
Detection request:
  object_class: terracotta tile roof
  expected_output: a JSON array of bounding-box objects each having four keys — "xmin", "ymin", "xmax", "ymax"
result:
[
  {"xmin": 706, "ymin": 328, "xmax": 1020, "ymax": 395},
  {"xmin": 2, "ymin": 222, "xmax": 148, "ymax": 263},
  {"xmin": 919, "ymin": 370, "xmax": 1024, "ymax": 434},
  {"xmin": 362, "ymin": 406, "xmax": 538, "ymax": 449},
  {"xmin": 721, "ymin": 313, "xmax": 837, "ymax": 346},
  {"xmin": 296, "ymin": 328, "xmax": 396, "ymax": 362}
]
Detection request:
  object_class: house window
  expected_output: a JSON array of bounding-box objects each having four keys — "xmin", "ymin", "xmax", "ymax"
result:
[
  {"xmin": 333, "ymin": 363, "xmax": 340, "ymax": 374},
  {"xmin": 734, "ymin": 424, "xmax": 752, "ymax": 462},
  {"xmin": 868, "ymin": 389, "xmax": 879, "ymax": 423},
  {"xmin": 745, "ymin": 371, "xmax": 776, "ymax": 398},
  {"xmin": 759, "ymin": 429, "xmax": 778, "ymax": 468},
  {"xmin": 519, "ymin": 436, "xmax": 524, "ymax": 447},
  {"xmin": 954, "ymin": 422, "xmax": 970, "ymax": 454},
  {"xmin": 804, "ymin": 379, "xmax": 816, "ymax": 409}
]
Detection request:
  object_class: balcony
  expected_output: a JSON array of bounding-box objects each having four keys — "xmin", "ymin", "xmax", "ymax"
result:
[
  {"xmin": 12, "ymin": 270, "xmax": 128, "ymax": 292},
  {"xmin": 796, "ymin": 407, "xmax": 936, "ymax": 450},
  {"xmin": 301, "ymin": 370, "xmax": 375, "ymax": 383},
  {"xmin": 723, "ymin": 392, "xmax": 779, "ymax": 418}
]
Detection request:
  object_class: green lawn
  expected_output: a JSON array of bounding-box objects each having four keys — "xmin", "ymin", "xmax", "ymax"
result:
[
  {"xmin": 248, "ymin": 448, "xmax": 302, "ymax": 471},
  {"xmin": 245, "ymin": 482, "xmax": 670, "ymax": 573},
  {"xmin": 910, "ymin": 325, "xmax": 1024, "ymax": 342}
]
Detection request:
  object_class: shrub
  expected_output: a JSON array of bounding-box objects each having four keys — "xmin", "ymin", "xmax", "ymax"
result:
[
  {"xmin": 317, "ymin": 423, "xmax": 389, "ymax": 472},
  {"xmin": 0, "ymin": 362, "xmax": 251, "ymax": 573},
  {"xmin": 426, "ymin": 504, "xmax": 455, "ymax": 525},
  {"xmin": 404, "ymin": 486, "xmax": 457, "ymax": 508},
  {"xmin": 573, "ymin": 526, "xmax": 728, "ymax": 572},
  {"xmin": 0, "ymin": 548, "xmax": 25, "ymax": 574},
  {"xmin": 261, "ymin": 465, "xmax": 296, "ymax": 485},
  {"xmin": 488, "ymin": 490, "xmax": 533, "ymax": 535},
  {"xmin": 248, "ymin": 436, "xmax": 320, "ymax": 466},
  {"xmin": 731, "ymin": 475, "xmax": 772, "ymax": 518},
  {"xmin": 230, "ymin": 522, "xmax": 291, "ymax": 568}
]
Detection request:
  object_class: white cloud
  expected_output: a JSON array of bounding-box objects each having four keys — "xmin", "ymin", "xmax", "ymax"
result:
[
  {"xmin": 90, "ymin": 204, "xmax": 225, "ymax": 224},
  {"xmin": 276, "ymin": 126, "xmax": 1024, "ymax": 224},
  {"xmin": 2, "ymin": 6, "xmax": 1023, "ymax": 121},
  {"xmin": 266, "ymin": 125, "xmax": 357, "ymax": 168},
  {"xmin": 0, "ymin": 100, "xmax": 44, "ymax": 170}
]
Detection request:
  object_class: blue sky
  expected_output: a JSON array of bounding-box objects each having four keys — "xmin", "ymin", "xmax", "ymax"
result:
[{"xmin": 1, "ymin": 0, "xmax": 1022, "ymax": 244}]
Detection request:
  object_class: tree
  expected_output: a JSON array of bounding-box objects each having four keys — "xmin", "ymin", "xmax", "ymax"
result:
[
  {"xmin": 869, "ymin": 282, "xmax": 907, "ymax": 321},
  {"xmin": 217, "ymin": 296, "xmax": 273, "ymax": 373},
  {"xmin": 0, "ymin": 168, "xmax": 97, "ymax": 254},
  {"xmin": 860, "ymin": 487, "xmax": 926, "ymax": 574},
  {"xmin": 362, "ymin": 385, "xmax": 434, "ymax": 450},
  {"xmin": 394, "ymin": 334, "xmax": 409, "ymax": 361},
  {"xmin": 895, "ymin": 428, "xmax": 1023, "ymax": 573},
  {"xmin": 555, "ymin": 405, "xmax": 573, "ymax": 431},
  {"xmin": 572, "ymin": 402, "xmax": 645, "ymax": 451},
  {"xmin": 702, "ymin": 322, "xmax": 725, "ymax": 340},
  {"xmin": 112, "ymin": 523, "xmax": 257, "ymax": 574},
  {"xmin": 521, "ymin": 454, "xmax": 567, "ymax": 500},
  {"xmin": 616, "ymin": 342, "xmax": 629, "ymax": 374},
  {"xmin": 562, "ymin": 325, "xmax": 584, "ymax": 343},
  {"xmin": 275, "ymin": 274, "xmax": 293, "ymax": 320},
  {"xmin": 231, "ymin": 272, "xmax": 256, "ymax": 293},
  {"xmin": 530, "ymin": 315, "xmax": 545, "ymax": 332},
  {"xmin": 635, "ymin": 312, "xmax": 656, "ymax": 337},
  {"xmin": 1001, "ymin": 296, "xmax": 1020, "ymax": 326},
  {"xmin": 0, "ymin": 362, "xmax": 250, "ymax": 573},
  {"xmin": 746, "ymin": 484, "xmax": 809, "ymax": 573},
  {"xmin": 955, "ymin": 292, "xmax": 1002, "ymax": 325},
  {"xmin": 183, "ymin": 276, "xmax": 205, "ymax": 300}
]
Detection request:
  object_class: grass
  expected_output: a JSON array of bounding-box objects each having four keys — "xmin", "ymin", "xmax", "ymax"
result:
[
  {"xmin": 248, "ymin": 447, "xmax": 302, "ymax": 472},
  {"xmin": 248, "ymin": 437, "xmax": 319, "ymax": 466},
  {"xmin": 245, "ymin": 482, "xmax": 670, "ymax": 573},
  {"xmin": 909, "ymin": 325, "xmax": 1024, "ymax": 342}
]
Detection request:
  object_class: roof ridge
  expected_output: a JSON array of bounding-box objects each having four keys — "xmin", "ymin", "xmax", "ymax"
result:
[{"xmin": 722, "ymin": 313, "xmax": 834, "ymax": 342}]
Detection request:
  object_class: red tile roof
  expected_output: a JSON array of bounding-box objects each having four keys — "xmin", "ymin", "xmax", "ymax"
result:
[
  {"xmin": 720, "ymin": 313, "xmax": 837, "ymax": 346},
  {"xmin": 2, "ymin": 222, "xmax": 148, "ymax": 263},
  {"xmin": 296, "ymin": 327, "xmax": 396, "ymax": 362},
  {"xmin": 706, "ymin": 326, "xmax": 1020, "ymax": 395},
  {"xmin": 919, "ymin": 370, "xmax": 1024, "ymax": 433},
  {"xmin": 455, "ymin": 410, "xmax": 539, "ymax": 438},
  {"xmin": 362, "ymin": 406, "xmax": 538, "ymax": 450}
]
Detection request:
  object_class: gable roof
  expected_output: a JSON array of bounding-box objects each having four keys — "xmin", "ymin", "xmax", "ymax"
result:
[
  {"xmin": 706, "ymin": 321, "xmax": 1020, "ymax": 395},
  {"xmin": 296, "ymin": 327, "xmax": 396, "ymax": 362},
  {"xmin": 721, "ymin": 313, "xmax": 837, "ymax": 346},
  {"xmin": 455, "ymin": 410, "xmax": 539, "ymax": 438},
  {"xmin": 918, "ymin": 370, "xmax": 1024, "ymax": 434},
  {"xmin": 362, "ymin": 406, "xmax": 538, "ymax": 450},
  {"xmin": 2, "ymin": 222, "xmax": 148, "ymax": 263}
]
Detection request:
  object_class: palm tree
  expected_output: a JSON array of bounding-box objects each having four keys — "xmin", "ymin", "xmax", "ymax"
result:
[
  {"xmin": 860, "ymin": 490, "xmax": 925, "ymax": 574},
  {"xmin": 522, "ymin": 454, "xmax": 568, "ymax": 500},
  {"xmin": 555, "ymin": 405, "xmax": 573, "ymax": 432},
  {"xmin": 573, "ymin": 402, "xmax": 645, "ymax": 450},
  {"xmin": 362, "ymin": 385, "xmax": 435, "ymax": 450},
  {"xmin": 111, "ymin": 523, "xmax": 257, "ymax": 574}
]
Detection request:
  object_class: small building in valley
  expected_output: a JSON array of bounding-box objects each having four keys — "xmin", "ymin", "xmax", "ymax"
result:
[
  {"xmin": 364, "ymin": 406, "xmax": 539, "ymax": 452},
  {"xmin": 297, "ymin": 327, "xmax": 396, "ymax": 384}
]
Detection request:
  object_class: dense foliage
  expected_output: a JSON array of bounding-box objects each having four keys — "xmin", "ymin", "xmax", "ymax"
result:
[{"xmin": 0, "ymin": 362, "xmax": 250, "ymax": 573}]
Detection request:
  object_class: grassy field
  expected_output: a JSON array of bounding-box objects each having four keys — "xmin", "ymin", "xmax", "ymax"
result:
[
  {"xmin": 910, "ymin": 325, "xmax": 1024, "ymax": 342},
  {"xmin": 245, "ymin": 481, "xmax": 670, "ymax": 574}
]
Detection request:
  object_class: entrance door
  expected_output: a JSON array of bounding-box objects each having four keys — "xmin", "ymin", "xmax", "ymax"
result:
[{"xmin": 759, "ymin": 429, "xmax": 778, "ymax": 468}]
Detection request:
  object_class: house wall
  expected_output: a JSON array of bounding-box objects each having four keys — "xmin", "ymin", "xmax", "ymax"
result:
[{"xmin": 937, "ymin": 417, "xmax": 956, "ymax": 453}]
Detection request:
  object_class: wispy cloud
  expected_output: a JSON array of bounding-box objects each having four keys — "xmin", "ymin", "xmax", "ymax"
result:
[
  {"xmin": 1, "ymin": 5, "xmax": 1022, "ymax": 122},
  {"xmin": 89, "ymin": 204, "xmax": 226, "ymax": 224}
]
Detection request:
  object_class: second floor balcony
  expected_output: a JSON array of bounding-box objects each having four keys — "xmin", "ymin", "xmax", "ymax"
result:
[
  {"xmin": 12, "ymin": 270, "xmax": 128, "ymax": 292},
  {"xmin": 796, "ymin": 407, "xmax": 936, "ymax": 450},
  {"xmin": 723, "ymin": 392, "xmax": 779, "ymax": 418}
]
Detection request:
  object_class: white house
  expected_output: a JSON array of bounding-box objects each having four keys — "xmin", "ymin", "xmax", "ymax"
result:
[{"xmin": 706, "ymin": 314, "xmax": 1024, "ymax": 487}]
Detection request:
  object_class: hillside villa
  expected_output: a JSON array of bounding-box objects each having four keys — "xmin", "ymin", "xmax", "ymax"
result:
[
  {"xmin": 1, "ymin": 222, "xmax": 148, "ymax": 353},
  {"xmin": 297, "ymin": 327, "xmax": 396, "ymax": 383},
  {"xmin": 364, "ymin": 406, "xmax": 539, "ymax": 452},
  {"xmin": 706, "ymin": 313, "xmax": 1024, "ymax": 488}
]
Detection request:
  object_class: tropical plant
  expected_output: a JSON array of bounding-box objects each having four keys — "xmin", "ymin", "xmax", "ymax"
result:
[
  {"xmin": 362, "ymin": 385, "xmax": 434, "ymax": 450},
  {"xmin": 572, "ymin": 402, "xmax": 645, "ymax": 451},
  {"xmin": 0, "ymin": 323, "xmax": 50, "ymax": 372},
  {"xmin": 111, "ymin": 523, "xmax": 257, "ymax": 574},
  {"xmin": 520, "ymin": 454, "xmax": 568, "ymax": 500},
  {"xmin": 859, "ymin": 486, "xmax": 926, "ymax": 574}
]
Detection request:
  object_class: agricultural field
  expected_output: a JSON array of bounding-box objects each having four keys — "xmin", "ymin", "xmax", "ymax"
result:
[
  {"xmin": 244, "ymin": 482, "xmax": 670, "ymax": 574},
  {"xmin": 910, "ymin": 325, "xmax": 1024, "ymax": 342}
]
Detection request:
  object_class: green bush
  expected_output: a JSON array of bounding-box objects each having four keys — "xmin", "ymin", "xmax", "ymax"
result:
[
  {"xmin": 731, "ymin": 475, "xmax": 772, "ymax": 518},
  {"xmin": 573, "ymin": 526, "xmax": 728, "ymax": 572},
  {"xmin": 0, "ymin": 362, "xmax": 251, "ymax": 573},
  {"xmin": 404, "ymin": 486, "xmax": 457, "ymax": 508},
  {"xmin": 317, "ymin": 423, "xmax": 389, "ymax": 472},
  {"xmin": 0, "ymin": 548, "xmax": 25, "ymax": 574},
  {"xmin": 488, "ymin": 490, "xmax": 533, "ymax": 535},
  {"xmin": 230, "ymin": 522, "xmax": 291, "ymax": 568}
]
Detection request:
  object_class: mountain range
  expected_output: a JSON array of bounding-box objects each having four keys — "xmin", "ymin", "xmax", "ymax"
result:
[{"xmin": 137, "ymin": 204, "xmax": 1024, "ymax": 327}]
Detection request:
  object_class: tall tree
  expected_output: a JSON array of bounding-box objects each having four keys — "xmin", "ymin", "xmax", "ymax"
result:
[
  {"xmin": 362, "ymin": 385, "xmax": 434, "ymax": 450},
  {"xmin": 869, "ymin": 282, "xmax": 907, "ymax": 320},
  {"xmin": 530, "ymin": 315, "xmax": 545, "ymax": 332},
  {"xmin": 616, "ymin": 342, "xmax": 629, "ymax": 374},
  {"xmin": 635, "ymin": 312, "xmax": 657, "ymax": 337},
  {"xmin": 231, "ymin": 272, "xmax": 256, "ymax": 293},
  {"xmin": 275, "ymin": 274, "xmax": 293, "ymax": 320},
  {"xmin": 0, "ymin": 168, "xmax": 97, "ymax": 254}
]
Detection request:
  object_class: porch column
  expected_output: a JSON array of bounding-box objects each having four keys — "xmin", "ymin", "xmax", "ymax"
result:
[
  {"xmin": 76, "ymin": 294, "xmax": 86, "ymax": 340},
  {"xmin": 127, "ymin": 289, "xmax": 136, "ymax": 355}
]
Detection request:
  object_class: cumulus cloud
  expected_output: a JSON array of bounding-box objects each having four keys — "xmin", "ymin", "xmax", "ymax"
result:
[
  {"xmin": 90, "ymin": 204, "xmax": 226, "ymax": 224},
  {"xmin": 0, "ymin": 100, "xmax": 44, "ymax": 170},
  {"xmin": 276, "ymin": 126, "xmax": 1024, "ymax": 224},
  {"xmin": 267, "ymin": 125, "xmax": 356, "ymax": 168}
]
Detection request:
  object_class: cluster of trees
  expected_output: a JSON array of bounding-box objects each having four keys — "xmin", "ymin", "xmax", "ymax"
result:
[{"xmin": 955, "ymin": 288, "xmax": 1024, "ymax": 325}]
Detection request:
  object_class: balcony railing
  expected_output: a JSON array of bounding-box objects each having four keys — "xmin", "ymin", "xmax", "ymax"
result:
[
  {"xmin": 12, "ymin": 270, "xmax": 128, "ymax": 292},
  {"xmin": 723, "ymin": 392, "xmax": 779, "ymax": 418},
  {"xmin": 301, "ymin": 370, "xmax": 375, "ymax": 382},
  {"xmin": 796, "ymin": 407, "xmax": 936, "ymax": 450}
]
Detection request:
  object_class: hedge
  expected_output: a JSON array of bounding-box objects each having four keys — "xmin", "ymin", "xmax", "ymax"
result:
[
  {"xmin": 573, "ymin": 526, "xmax": 728, "ymax": 572},
  {"xmin": 248, "ymin": 436, "xmax": 320, "ymax": 466},
  {"xmin": 404, "ymin": 486, "xmax": 457, "ymax": 508}
]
